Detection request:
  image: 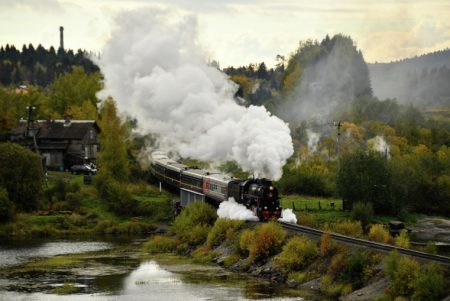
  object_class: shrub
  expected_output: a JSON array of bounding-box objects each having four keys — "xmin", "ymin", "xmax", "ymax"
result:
[
  {"xmin": 93, "ymin": 220, "xmax": 117, "ymax": 233},
  {"xmin": 171, "ymin": 201, "xmax": 217, "ymax": 246},
  {"xmin": 94, "ymin": 174, "xmax": 138, "ymax": 216},
  {"xmin": 0, "ymin": 187, "xmax": 14, "ymax": 222},
  {"xmin": 191, "ymin": 246, "xmax": 218, "ymax": 264},
  {"xmin": 384, "ymin": 251, "xmax": 400, "ymax": 280},
  {"xmin": 142, "ymin": 235, "xmax": 179, "ymax": 254},
  {"xmin": 351, "ymin": 202, "xmax": 374, "ymax": 230},
  {"xmin": 223, "ymin": 254, "xmax": 241, "ymax": 267},
  {"xmin": 332, "ymin": 220, "xmax": 363, "ymax": 237},
  {"xmin": 295, "ymin": 211, "xmax": 316, "ymax": 227},
  {"xmin": 320, "ymin": 232, "xmax": 334, "ymax": 257},
  {"xmin": 176, "ymin": 243, "xmax": 189, "ymax": 255},
  {"xmin": 276, "ymin": 235, "xmax": 318, "ymax": 271},
  {"xmin": 424, "ymin": 241, "xmax": 437, "ymax": 254},
  {"xmin": 384, "ymin": 251, "xmax": 420, "ymax": 297},
  {"xmin": 238, "ymin": 229, "xmax": 254, "ymax": 256},
  {"xmin": 412, "ymin": 263, "xmax": 446, "ymax": 301},
  {"xmin": 328, "ymin": 252, "xmax": 347, "ymax": 278},
  {"xmin": 206, "ymin": 218, "xmax": 244, "ymax": 248},
  {"xmin": 339, "ymin": 250, "xmax": 369, "ymax": 289},
  {"xmin": 369, "ymin": 224, "xmax": 391, "ymax": 243},
  {"xmin": 320, "ymin": 275, "xmax": 349, "ymax": 298},
  {"xmin": 0, "ymin": 142, "xmax": 43, "ymax": 211},
  {"xmin": 394, "ymin": 230, "xmax": 410, "ymax": 248},
  {"xmin": 288, "ymin": 272, "xmax": 307, "ymax": 284},
  {"xmin": 242, "ymin": 222, "xmax": 286, "ymax": 263}
]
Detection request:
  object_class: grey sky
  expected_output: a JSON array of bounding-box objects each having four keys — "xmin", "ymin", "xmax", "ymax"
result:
[{"xmin": 1, "ymin": 0, "xmax": 449, "ymax": 67}]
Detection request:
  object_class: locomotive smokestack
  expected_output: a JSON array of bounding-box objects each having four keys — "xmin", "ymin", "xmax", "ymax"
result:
[{"xmin": 59, "ymin": 26, "xmax": 64, "ymax": 50}]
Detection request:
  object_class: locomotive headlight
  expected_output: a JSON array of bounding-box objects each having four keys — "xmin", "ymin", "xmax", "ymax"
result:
[
  {"xmin": 264, "ymin": 206, "xmax": 267, "ymax": 210},
  {"xmin": 269, "ymin": 186, "xmax": 273, "ymax": 191}
]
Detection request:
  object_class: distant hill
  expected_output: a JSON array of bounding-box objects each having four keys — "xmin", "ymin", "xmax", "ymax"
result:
[{"xmin": 368, "ymin": 49, "xmax": 450, "ymax": 107}]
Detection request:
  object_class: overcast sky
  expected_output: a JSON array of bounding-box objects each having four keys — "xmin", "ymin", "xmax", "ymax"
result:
[{"xmin": 1, "ymin": 0, "xmax": 449, "ymax": 67}]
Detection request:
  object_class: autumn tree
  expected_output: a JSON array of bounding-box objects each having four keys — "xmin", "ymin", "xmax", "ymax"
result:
[
  {"xmin": 50, "ymin": 66, "xmax": 101, "ymax": 117},
  {"xmin": 97, "ymin": 98, "xmax": 129, "ymax": 182}
]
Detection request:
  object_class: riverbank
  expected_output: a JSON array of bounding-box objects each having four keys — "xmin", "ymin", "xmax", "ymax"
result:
[
  {"xmin": 142, "ymin": 202, "xmax": 450, "ymax": 301},
  {"xmin": 0, "ymin": 236, "xmax": 313, "ymax": 300},
  {"xmin": 0, "ymin": 171, "xmax": 174, "ymax": 237}
]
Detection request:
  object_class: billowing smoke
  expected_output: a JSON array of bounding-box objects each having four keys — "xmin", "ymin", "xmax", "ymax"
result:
[
  {"xmin": 368, "ymin": 135, "xmax": 391, "ymax": 158},
  {"xmin": 217, "ymin": 198, "xmax": 258, "ymax": 221},
  {"xmin": 278, "ymin": 35, "xmax": 372, "ymax": 124},
  {"xmin": 97, "ymin": 8, "xmax": 293, "ymax": 180},
  {"xmin": 279, "ymin": 209, "xmax": 297, "ymax": 224},
  {"xmin": 306, "ymin": 129, "xmax": 321, "ymax": 153}
]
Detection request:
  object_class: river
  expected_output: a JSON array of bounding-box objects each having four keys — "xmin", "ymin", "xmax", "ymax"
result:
[{"xmin": 0, "ymin": 237, "xmax": 313, "ymax": 300}]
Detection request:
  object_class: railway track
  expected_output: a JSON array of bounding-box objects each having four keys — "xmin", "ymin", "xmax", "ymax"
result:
[{"xmin": 278, "ymin": 221, "xmax": 450, "ymax": 266}]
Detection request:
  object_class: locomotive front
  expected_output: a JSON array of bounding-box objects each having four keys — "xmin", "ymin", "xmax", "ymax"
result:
[{"xmin": 245, "ymin": 179, "xmax": 282, "ymax": 221}]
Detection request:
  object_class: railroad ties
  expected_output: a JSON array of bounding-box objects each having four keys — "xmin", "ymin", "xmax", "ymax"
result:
[{"xmin": 278, "ymin": 221, "xmax": 450, "ymax": 266}]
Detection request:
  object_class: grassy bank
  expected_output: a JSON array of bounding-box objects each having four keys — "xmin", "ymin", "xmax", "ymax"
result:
[
  {"xmin": 0, "ymin": 171, "xmax": 174, "ymax": 237},
  {"xmin": 142, "ymin": 202, "xmax": 450, "ymax": 301},
  {"xmin": 281, "ymin": 194, "xmax": 423, "ymax": 227}
]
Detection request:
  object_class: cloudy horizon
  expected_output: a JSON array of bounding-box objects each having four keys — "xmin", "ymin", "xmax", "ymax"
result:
[{"xmin": 1, "ymin": 0, "xmax": 449, "ymax": 67}]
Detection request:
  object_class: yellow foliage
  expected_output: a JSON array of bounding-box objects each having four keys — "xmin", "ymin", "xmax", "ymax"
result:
[
  {"xmin": 283, "ymin": 63, "xmax": 301, "ymax": 95},
  {"xmin": 320, "ymin": 232, "xmax": 333, "ymax": 257},
  {"xmin": 276, "ymin": 235, "xmax": 318, "ymax": 271},
  {"xmin": 342, "ymin": 122, "xmax": 363, "ymax": 141},
  {"xmin": 368, "ymin": 224, "xmax": 391, "ymax": 244},
  {"xmin": 412, "ymin": 144, "xmax": 430, "ymax": 155},
  {"xmin": 389, "ymin": 136, "xmax": 409, "ymax": 154},
  {"xmin": 394, "ymin": 230, "xmax": 410, "ymax": 248},
  {"xmin": 241, "ymin": 222, "xmax": 286, "ymax": 263},
  {"xmin": 230, "ymin": 75, "xmax": 251, "ymax": 97},
  {"xmin": 331, "ymin": 220, "xmax": 363, "ymax": 238},
  {"xmin": 66, "ymin": 100, "xmax": 98, "ymax": 120}
]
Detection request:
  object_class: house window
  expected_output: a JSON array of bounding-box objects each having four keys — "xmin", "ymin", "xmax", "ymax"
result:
[{"xmin": 89, "ymin": 130, "xmax": 94, "ymax": 140}]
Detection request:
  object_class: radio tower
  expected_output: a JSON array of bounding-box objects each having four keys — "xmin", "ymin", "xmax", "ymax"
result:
[{"xmin": 59, "ymin": 26, "xmax": 64, "ymax": 50}]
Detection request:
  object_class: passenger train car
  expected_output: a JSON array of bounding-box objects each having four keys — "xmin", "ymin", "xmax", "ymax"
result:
[{"xmin": 150, "ymin": 152, "xmax": 281, "ymax": 221}]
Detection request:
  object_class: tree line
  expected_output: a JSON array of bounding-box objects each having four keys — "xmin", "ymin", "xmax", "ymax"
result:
[{"xmin": 0, "ymin": 43, "xmax": 99, "ymax": 87}]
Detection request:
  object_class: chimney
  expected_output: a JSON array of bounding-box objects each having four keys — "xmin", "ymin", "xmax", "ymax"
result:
[{"xmin": 59, "ymin": 26, "xmax": 64, "ymax": 50}]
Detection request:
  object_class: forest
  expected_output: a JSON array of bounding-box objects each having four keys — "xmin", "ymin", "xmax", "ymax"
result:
[{"xmin": 0, "ymin": 34, "xmax": 449, "ymax": 221}]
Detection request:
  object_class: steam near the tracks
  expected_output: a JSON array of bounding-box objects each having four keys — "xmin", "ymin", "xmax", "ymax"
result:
[
  {"xmin": 279, "ymin": 209, "xmax": 297, "ymax": 224},
  {"xmin": 97, "ymin": 9, "xmax": 293, "ymax": 180},
  {"xmin": 217, "ymin": 198, "xmax": 259, "ymax": 221}
]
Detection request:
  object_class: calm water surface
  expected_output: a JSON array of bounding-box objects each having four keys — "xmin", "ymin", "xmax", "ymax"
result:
[{"xmin": 0, "ymin": 237, "xmax": 310, "ymax": 301}]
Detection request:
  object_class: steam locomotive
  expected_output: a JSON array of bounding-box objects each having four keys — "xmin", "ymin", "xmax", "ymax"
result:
[{"xmin": 149, "ymin": 152, "xmax": 282, "ymax": 221}]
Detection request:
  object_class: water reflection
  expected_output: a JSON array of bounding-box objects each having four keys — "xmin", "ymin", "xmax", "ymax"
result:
[
  {"xmin": 0, "ymin": 241, "xmax": 111, "ymax": 267},
  {"xmin": 0, "ymin": 238, "xmax": 309, "ymax": 301}
]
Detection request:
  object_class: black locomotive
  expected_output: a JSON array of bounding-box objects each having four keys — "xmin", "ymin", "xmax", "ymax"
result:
[{"xmin": 150, "ymin": 152, "xmax": 282, "ymax": 221}]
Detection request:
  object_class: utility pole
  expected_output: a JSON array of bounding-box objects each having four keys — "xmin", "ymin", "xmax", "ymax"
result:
[
  {"xmin": 26, "ymin": 106, "xmax": 39, "ymax": 153},
  {"xmin": 333, "ymin": 121, "xmax": 342, "ymax": 157},
  {"xmin": 25, "ymin": 106, "xmax": 47, "ymax": 185}
]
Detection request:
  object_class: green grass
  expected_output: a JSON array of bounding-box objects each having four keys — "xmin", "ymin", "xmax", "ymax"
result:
[
  {"xmin": 281, "ymin": 195, "xmax": 342, "ymax": 211},
  {"xmin": 0, "ymin": 171, "xmax": 175, "ymax": 237},
  {"xmin": 52, "ymin": 282, "xmax": 80, "ymax": 295}
]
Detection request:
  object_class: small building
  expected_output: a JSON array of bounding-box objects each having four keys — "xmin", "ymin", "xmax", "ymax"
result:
[{"xmin": 10, "ymin": 118, "xmax": 100, "ymax": 170}]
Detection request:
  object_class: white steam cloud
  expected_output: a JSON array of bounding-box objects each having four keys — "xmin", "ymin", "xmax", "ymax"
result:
[
  {"xmin": 97, "ymin": 8, "xmax": 293, "ymax": 180},
  {"xmin": 279, "ymin": 208, "xmax": 297, "ymax": 224},
  {"xmin": 217, "ymin": 198, "xmax": 258, "ymax": 221},
  {"xmin": 306, "ymin": 129, "xmax": 321, "ymax": 153},
  {"xmin": 368, "ymin": 135, "xmax": 391, "ymax": 158}
]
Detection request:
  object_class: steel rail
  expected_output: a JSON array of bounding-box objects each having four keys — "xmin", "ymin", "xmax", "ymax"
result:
[{"xmin": 278, "ymin": 221, "xmax": 450, "ymax": 266}]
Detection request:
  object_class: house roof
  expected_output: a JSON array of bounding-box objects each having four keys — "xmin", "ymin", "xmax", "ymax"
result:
[{"xmin": 12, "ymin": 120, "xmax": 100, "ymax": 140}]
